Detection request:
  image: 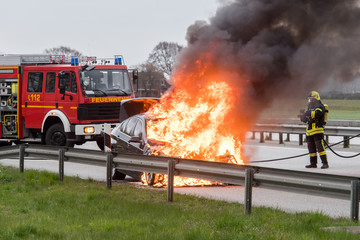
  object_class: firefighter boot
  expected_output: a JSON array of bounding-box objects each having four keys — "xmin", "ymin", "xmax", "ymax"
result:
[
  {"xmin": 320, "ymin": 154, "xmax": 329, "ymax": 169},
  {"xmin": 305, "ymin": 155, "xmax": 317, "ymax": 168}
]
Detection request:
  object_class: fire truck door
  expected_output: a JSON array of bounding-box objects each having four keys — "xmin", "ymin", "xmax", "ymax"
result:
[
  {"xmin": 22, "ymin": 72, "xmax": 45, "ymax": 129},
  {"xmin": 56, "ymin": 71, "xmax": 79, "ymax": 123}
]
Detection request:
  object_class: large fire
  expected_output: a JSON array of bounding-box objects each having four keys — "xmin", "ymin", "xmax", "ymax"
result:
[
  {"xmin": 141, "ymin": 0, "xmax": 360, "ymax": 186},
  {"xmin": 142, "ymin": 57, "xmax": 246, "ymax": 187},
  {"xmin": 147, "ymin": 81, "xmax": 243, "ymax": 163}
]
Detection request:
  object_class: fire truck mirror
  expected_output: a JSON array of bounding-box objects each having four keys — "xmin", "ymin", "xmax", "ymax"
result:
[
  {"xmin": 58, "ymin": 73, "xmax": 73, "ymax": 100},
  {"xmin": 86, "ymin": 65, "xmax": 96, "ymax": 71},
  {"xmin": 81, "ymin": 65, "xmax": 96, "ymax": 72},
  {"xmin": 59, "ymin": 77, "xmax": 66, "ymax": 95},
  {"xmin": 57, "ymin": 71, "xmax": 65, "ymax": 77},
  {"xmin": 58, "ymin": 73, "xmax": 68, "ymax": 96}
]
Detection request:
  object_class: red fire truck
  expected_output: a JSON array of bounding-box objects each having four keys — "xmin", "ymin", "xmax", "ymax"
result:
[{"xmin": 0, "ymin": 54, "xmax": 137, "ymax": 149}]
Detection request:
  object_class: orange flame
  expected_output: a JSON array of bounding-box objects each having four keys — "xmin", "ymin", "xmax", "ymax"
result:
[
  {"xmin": 144, "ymin": 54, "xmax": 247, "ymax": 187},
  {"xmin": 142, "ymin": 173, "xmax": 223, "ymax": 188}
]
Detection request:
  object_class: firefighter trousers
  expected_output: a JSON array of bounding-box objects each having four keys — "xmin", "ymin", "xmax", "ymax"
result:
[{"xmin": 306, "ymin": 133, "xmax": 328, "ymax": 165}]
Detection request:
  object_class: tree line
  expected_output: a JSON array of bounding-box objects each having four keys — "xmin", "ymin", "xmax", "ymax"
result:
[{"xmin": 44, "ymin": 42, "xmax": 182, "ymax": 97}]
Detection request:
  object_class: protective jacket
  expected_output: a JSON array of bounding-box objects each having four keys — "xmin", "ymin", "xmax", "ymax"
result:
[{"xmin": 301, "ymin": 100, "xmax": 326, "ymax": 136}]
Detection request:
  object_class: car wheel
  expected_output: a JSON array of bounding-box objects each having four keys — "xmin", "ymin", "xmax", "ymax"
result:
[
  {"xmin": 112, "ymin": 169, "xmax": 126, "ymax": 180},
  {"xmin": 145, "ymin": 172, "xmax": 158, "ymax": 186},
  {"xmin": 45, "ymin": 123, "xmax": 74, "ymax": 147}
]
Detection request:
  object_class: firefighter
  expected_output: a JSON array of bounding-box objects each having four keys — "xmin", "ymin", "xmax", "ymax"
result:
[{"xmin": 299, "ymin": 91, "xmax": 329, "ymax": 169}]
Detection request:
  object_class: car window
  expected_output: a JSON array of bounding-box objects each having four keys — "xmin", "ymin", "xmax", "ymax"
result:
[{"xmin": 133, "ymin": 119, "xmax": 143, "ymax": 138}]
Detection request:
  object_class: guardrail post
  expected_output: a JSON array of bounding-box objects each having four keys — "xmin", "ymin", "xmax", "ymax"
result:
[
  {"xmin": 244, "ymin": 168, "xmax": 254, "ymax": 215},
  {"xmin": 279, "ymin": 133, "xmax": 283, "ymax": 144},
  {"xmin": 19, "ymin": 144, "xmax": 25, "ymax": 173},
  {"xmin": 350, "ymin": 180, "xmax": 359, "ymax": 221},
  {"xmin": 299, "ymin": 134, "xmax": 303, "ymax": 145},
  {"xmin": 325, "ymin": 135, "xmax": 329, "ymax": 143},
  {"xmin": 58, "ymin": 148, "xmax": 65, "ymax": 181},
  {"xmin": 167, "ymin": 160, "xmax": 176, "ymax": 202},
  {"xmin": 260, "ymin": 132, "xmax": 264, "ymax": 143},
  {"xmin": 285, "ymin": 133, "xmax": 290, "ymax": 142},
  {"xmin": 103, "ymin": 124, "xmax": 112, "ymax": 152},
  {"xmin": 344, "ymin": 136, "xmax": 350, "ymax": 148},
  {"xmin": 106, "ymin": 153, "xmax": 113, "ymax": 189}
]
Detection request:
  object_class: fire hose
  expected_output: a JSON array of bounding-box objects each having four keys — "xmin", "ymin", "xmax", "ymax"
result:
[
  {"xmin": 323, "ymin": 135, "xmax": 360, "ymax": 158},
  {"xmin": 251, "ymin": 133, "xmax": 360, "ymax": 163}
]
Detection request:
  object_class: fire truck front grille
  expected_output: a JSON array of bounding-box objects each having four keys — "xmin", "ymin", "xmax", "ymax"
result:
[{"xmin": 77, "ymin": 103, "xmax": 120, "ymax": 121}]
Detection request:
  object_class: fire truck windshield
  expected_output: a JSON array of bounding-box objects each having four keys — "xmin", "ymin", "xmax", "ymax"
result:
[{"xmin": 79, "ymin": 69, "xmax": 132, "ymax": 97}]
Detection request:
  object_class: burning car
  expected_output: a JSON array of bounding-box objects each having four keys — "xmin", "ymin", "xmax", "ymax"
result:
[
  {"xmin": 111, "ymin": 98, "xmax": 162, "ymax": 185},
  {"xmin": 111, "ymin": 90, "xmax": 244, "ymax": 187}
]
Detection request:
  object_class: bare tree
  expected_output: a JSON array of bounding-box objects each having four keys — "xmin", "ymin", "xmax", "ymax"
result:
[
  {"xmin": 148, "ymin": 42, "xmax": 183, "ymax": 79},
  {"xmin": 44, "ymin": 46, "xmax": 82, "ymax": 57},
  {"xmin": 136, "ymin": 63, "xmax": 166, "ymax": 97}
]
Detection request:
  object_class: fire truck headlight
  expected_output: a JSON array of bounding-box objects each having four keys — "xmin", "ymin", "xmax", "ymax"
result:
[{"xmin": 84, "ymin": 126, "xmax": 95, "ymax": 134}]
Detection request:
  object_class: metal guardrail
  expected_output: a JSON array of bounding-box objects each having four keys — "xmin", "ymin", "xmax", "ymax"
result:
[
  {"xmin": 252, "ymin": 121, "xmax": 360, "ymax": 147},
  {"xmin": 0, "ymin": 144, "xmax": 359, "ymax": 221},
  {"xmin": 254, "ymin": 123, "xmax": 360, "ymax": 136},
  {"xmin": 258, "ymin": 118, "xmax": 360, "ymax": 127}
]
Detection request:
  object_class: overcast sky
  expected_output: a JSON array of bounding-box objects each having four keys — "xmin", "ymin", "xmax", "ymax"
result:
[{"xmin": 0, "ymin": 0, "xmax": 221, "ymax": 67}]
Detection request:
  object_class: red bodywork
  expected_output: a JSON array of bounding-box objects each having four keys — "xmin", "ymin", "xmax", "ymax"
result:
[{"xmin": 0, "ymin": 62, "xmax": 135, "ymax": 142}]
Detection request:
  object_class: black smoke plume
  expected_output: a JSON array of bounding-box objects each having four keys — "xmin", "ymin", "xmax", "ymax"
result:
[
  {"xmin": 148, "ymin": 0, "xmax": 360, "ymax": 149},
  {"xmin": 172, "ymin": 0, "xmax": 360, "ymax": 122}
]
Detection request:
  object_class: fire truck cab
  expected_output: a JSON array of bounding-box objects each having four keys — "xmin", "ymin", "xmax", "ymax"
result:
[{"xmin": 0, "ymin": 54, "xmax": 137, "ymax": 149}]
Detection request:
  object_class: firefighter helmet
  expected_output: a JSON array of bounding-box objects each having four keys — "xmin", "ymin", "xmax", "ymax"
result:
[{"xmin": 307, "ymin": 91, "xmax": 320, "ymax": 101}]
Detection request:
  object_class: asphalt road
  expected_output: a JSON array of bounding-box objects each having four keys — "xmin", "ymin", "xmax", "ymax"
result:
[{"xmin": 1, "ymin": 137, "xmax": 359, "ymax": 219}]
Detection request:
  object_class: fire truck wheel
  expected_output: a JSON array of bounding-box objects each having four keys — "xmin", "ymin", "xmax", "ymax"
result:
[
  {"xmin": 45, "ymin": 123, "xmax": 74, "ymax": 147},
  {"xmin": 112, "ymin": 169, "xmax": 126, "ymax": 180}
]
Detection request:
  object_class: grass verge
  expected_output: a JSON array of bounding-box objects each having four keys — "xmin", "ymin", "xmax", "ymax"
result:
[
  {"xmin": 0, "ymin": 165, "xmax": 359, "ymax": 239},
  {"xmin": 261, "ymin": 99, "xmax": 360, "ymax": 120}
]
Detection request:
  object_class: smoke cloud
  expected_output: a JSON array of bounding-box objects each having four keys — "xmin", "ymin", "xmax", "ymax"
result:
[
  {"xmin": 147, "ymin": 0, "xmax": 360, "ymax": 152},
  {"xmin": 172, "ymin": 0, "xmax": 360, "ymax": 123}
]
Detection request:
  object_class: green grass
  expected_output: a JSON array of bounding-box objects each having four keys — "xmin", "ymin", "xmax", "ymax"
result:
[
  {"xmin": 261, "ymin": 99, "xmax": 360, "ymax": 120},
  {"xmin": 322, "ymin": 99, "xmax": 360, "ymax": 120},
  {"xmin": 0, "ymin": 165, "xmax": 359, "ymax": 239}
]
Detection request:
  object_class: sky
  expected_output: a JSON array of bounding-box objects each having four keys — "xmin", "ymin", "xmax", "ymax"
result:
[{"xmin": 0, "ymin": 0, "xmax": 221, "ymax": 67}]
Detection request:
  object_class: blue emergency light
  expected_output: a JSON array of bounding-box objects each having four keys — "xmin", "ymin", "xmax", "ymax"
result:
[
  {"xmin": 71, "ymin": 57, "xmax": 79, "ymax": 66},
  {"xmin": 115, "ymin": 57, "xmax": 122, "ymax": 65}
]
